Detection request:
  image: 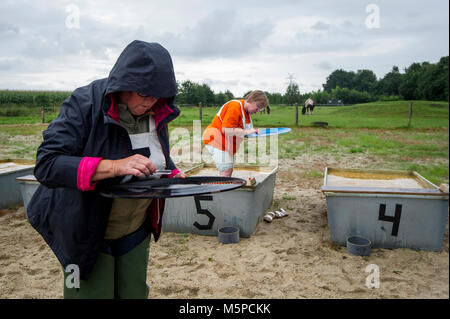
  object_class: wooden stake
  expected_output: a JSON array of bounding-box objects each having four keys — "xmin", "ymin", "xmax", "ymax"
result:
[
  {"xmin": 408, "ymin": 102, "xmax": 413, "ymax": 128},
  {"xmin": 41, "ymin": 106, "xmax": 45, "ymax": 123},
  {"xmin": 295, "ymin": 104, "xmax": 298, "ymax": 126},
  {"xmin": 199, "ymin": 102, "xmax": 202, "ymax": 123}
]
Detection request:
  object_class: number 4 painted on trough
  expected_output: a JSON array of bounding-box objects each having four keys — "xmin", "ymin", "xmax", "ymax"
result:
[{"xmin": 378, "ymin": 203, "xmax": 402, "ymax": 236}]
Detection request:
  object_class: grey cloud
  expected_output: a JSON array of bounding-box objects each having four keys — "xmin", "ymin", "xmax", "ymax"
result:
[
  {"xmin": 291, "ymin": 23, "xmax": 365, "ymax": 54},
  {"xmin": 312, "ymin": 21, "xmax": 330, "ymax": 31},
  {"xmin": 340, "ymin": 20, "xmax": 354, "ymax": 29},
  {"xmin": 200, "ymin": 77, "xmax": 256, "ymax": 95},
  {"xmin": 203, "ymin": 78, "xmax": 240, "ymax": 88},
  {"xmin": 153, "ymin": 9, "xmax": 274, "ymax": 58},
  {"xmin": 0, "ymin": 1, "xmax": 131, "ymax": 61},
  {"xmin": 0, "ymin": 0, "xmax": 447, "ymax": 93},
  {"xmin": 0, "ymin": 56, "xmax": 36, "ymax": 73},
  {"xmin": 0, "ymin": 22, "xmax": 20, "ymax": 34},
  {"xmin": 0, "ymin": 60, "xmax": 13, "ymax": 71},
  {"xmin": 262, "ymin": 16, "xmax": 368, "ymax": 56},
  {"xmin": 316, "ymin": 61, "xmax": 332, "ymax": 70}
]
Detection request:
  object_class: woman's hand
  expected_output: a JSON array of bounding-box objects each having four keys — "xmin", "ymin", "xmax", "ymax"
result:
[
  {"xmin": 91, "ymin": 154, "xmax": 157, "ymax": 182},
  {"xmin": 173, "ymin": 172, "xmax": 186, "ymax": 178},
  {"xmin": 244, "ymin": 128, "xmax": 259, "ymax": 135},
  {"xmin": 223, "ymin": 127, "xmax": 259, "ymax": 137},
  {"xmin": 112, "ymin": 154, "xmax": 157, "ymax": 177}
]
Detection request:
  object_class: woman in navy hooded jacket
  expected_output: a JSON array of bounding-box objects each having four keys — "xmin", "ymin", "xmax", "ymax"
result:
[{"xmin": 27, "ymin": 40, "xmax": 184, "ymax": 298}]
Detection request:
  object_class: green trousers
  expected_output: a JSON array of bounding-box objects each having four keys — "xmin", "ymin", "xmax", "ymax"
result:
[{"xmin": 63, "ymin": 235, "xmax": 150, "ymax": 299}]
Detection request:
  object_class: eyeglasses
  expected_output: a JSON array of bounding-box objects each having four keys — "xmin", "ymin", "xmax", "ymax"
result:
[{"xmin": 137, "ymin": 92, "xmax": 153, "ymax": 98}]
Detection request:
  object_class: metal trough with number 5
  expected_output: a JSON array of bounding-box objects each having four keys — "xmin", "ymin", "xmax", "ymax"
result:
[
  {"xmin": 16, "ymin": 163, "xmax": 277, "ymax": 239},
  {"xmin": 162, "ymin": 164, "xmax": 277, "ymax": 237},
  {"xmin": 321, "ymin": 167, "xmax": 449, "ymax": 251}
]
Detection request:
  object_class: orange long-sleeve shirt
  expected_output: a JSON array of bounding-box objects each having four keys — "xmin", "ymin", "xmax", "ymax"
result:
[{"xmin": 203, "ymin": 100, "xmax": 251, "ymax": 154}]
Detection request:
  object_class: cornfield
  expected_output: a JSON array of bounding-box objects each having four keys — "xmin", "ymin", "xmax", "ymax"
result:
[
  {"xmin": 0, "ymin": 90, "xmax": 72, "ymax": 118},
  {"xmin": 0, "ymin": 90, "xmax": 71, "ymax": 105}
]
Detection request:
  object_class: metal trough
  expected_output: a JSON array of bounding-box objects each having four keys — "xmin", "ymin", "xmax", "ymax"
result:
[
  {"xmin": 15, "ymin": 174, "xmax": 40, "ymax": 213},
  {"xmin": 1, "ymin": 160, "xmax": 35, "ymax": 209},
  {"xmin": 162, "ymin": 163, "xmax": 278, "ymax": 237},
  {"xmin": 321, "ymin": 167, "xmax": 449, "ymax": 251},
  {"xmin": 14, "ymin": 163, "xmax": 278, "ymax": 238}
]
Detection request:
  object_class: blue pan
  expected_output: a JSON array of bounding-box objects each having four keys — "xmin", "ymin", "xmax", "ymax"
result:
[{"xmin": 245, "ymin": 127, "xmax": 291, "ymax": 138}]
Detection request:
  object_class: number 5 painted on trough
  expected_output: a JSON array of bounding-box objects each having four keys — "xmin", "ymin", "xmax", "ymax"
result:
[{"xmin": 193, "ymin": 195, "xmax": 215, "ymax": 230}]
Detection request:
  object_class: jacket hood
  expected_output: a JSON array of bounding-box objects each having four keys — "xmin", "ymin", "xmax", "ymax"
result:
[{"xmin": 105, "ymin": 40, "xmax": 178, "ymax": 99}]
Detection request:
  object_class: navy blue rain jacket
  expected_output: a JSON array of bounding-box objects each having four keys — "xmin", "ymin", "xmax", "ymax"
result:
[{"xmin": 27, "ymin": 40, "xmax": 180, "ymax": 280}]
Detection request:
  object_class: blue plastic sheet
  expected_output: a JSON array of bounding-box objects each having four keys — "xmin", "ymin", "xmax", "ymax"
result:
[{"xmin": 245, "ymin": 127, "xmax": 291, "ymax": 138}]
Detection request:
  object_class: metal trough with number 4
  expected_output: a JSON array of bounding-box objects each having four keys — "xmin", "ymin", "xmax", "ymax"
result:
[{"xmin": 321, "ymin": 167, "xmax": 449, "ymax": 251}]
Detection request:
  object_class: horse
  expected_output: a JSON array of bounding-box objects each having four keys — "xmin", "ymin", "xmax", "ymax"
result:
[
  {"xmin": 302, "ymin": 98, "xmax": 315, "ymax": 115},
  {"xmin": 260, "ymin": 105, "xmax": 271, "ymax": 114}
]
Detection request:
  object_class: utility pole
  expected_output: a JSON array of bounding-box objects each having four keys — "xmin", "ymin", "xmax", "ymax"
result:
[{"xmin": 286, "ymin": 73, "xmax": 295, "ymax": 86}]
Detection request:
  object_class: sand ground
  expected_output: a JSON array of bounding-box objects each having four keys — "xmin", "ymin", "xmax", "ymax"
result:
[{"xmin": 0, "ymin": 156, "xmax": 448, "ymax": 299}]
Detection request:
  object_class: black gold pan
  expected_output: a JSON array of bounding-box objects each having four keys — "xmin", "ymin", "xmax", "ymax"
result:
[{"xmin": 99, "ymin": 176, "xmax": 246, "ymax": 199}]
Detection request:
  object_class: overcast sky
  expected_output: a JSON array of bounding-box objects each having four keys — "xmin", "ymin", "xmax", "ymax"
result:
[{"xmin": 0, "ymin": 0, "xmax": 448, "ymax": 97}]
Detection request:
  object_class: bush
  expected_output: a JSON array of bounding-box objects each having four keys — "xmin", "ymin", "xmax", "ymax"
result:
[
  {"xmin": 331, "ymin": 87, "xmax": 376, "ymax": 104},
  {"xmin": 0, "ymin": 105, "xmax": 34, "ymax": 117},
  {"xmin": 34, "ymin": 93, "xmax": 50, "ymax": 106},
  {"xmin": 378, "ymin": 95, "xmax": 402, "ymax": 101}
]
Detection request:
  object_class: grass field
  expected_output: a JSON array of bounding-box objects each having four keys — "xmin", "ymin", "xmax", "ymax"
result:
[
  {"xmin": 0, "ymin": 100, "xmax": 448, "ymax": 185},
  {"xmin": 171, "ymin": 100, "xmax": 449, "ymax": 128},
  {"xmin": 0, "ymin": 100, "xmax": 448, "ymax": 128}
]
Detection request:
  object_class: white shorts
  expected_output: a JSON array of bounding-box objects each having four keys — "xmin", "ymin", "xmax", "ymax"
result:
[{"xmin": 205, "ymin": 144, "xmax": 234, "ymax": 172}]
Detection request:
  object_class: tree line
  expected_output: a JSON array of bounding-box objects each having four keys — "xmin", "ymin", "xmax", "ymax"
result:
[
  {"xmin": 174, "ymin": 56, "xmax": 448, "ymax": 106},
  {"xmin": 0, "ymin": 56, "xmax": 447, "ymax": 111},
  {"xmin": 0, "ymin": 91, "xmax": 72, "ymax": 116},
  {"xmin": 0, "ymin": 91, "xmax": 71, "ymax": 105},
  {"xmin": 319, "ymin": 56, "xmax": 448, "ymax": 104}
]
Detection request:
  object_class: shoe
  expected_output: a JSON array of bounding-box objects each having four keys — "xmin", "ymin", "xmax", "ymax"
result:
[
  {"xmin": 263, "ymin": 212, "xmax": 275, "ymax": 223},
  {"xmin": 274, "ymin": 211, "xmax": 283, "ymax": 218},
  {"xmin": 279, "ymin": 208, "xmax": 289, "ymax": 217}
]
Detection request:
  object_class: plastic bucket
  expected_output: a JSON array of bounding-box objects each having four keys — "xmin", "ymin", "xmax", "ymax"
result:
[
  {"xmin": 346, "ymin": 235, "xmax": 371, "ymax": 256},
  {"xmin": 218, "ymin": 226, "xmax": 240, "ymax": 244}
]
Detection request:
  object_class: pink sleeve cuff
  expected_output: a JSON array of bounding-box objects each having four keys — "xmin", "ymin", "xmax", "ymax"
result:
[
  {"xmin": 77, "ymin": 157, "xmax": 103, "ymax": 191},
  {"xmin": 168, "ymin": 169, "xmax": 180, "ymax": 178}
]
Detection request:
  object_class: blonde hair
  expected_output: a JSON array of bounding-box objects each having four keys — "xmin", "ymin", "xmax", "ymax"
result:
[{"xmin": 244, "ymin": 90, "xmax": 269, "ymax": 109}]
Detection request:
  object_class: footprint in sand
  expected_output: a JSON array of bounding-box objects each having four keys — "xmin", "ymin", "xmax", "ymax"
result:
[
  {"xmin": 26, "ymin": 268, "xmax": 39, "ymax": 275},
  {"xmin": 188, "ymin": 263, "xmax": 206, "ymax": 273}
]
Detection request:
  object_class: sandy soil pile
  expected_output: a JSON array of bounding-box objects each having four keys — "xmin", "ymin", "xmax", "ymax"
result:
[{"xmin": 0, "ymin": 156, "xmax": 448, "ymax": 299}]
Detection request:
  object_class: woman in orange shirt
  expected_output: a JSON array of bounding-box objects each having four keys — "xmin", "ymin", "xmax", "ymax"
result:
[{"xmin": 203, "ymin": 90, "xmax": 269, "ymax": 177}]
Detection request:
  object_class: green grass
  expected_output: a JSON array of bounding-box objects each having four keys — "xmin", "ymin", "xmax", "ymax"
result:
[
  {"xmin": 303, "ymin": 170, "xmax": 324, "ymax": 178},
  {"xmin": 275, "ymin": 127, "xmax": 448, "ymax": 185},
  {"xmin": 1, "ymin": 100, "xmax": 448, "ymax": 128},
  {"xmin": 0, "ymin": 124, "xmax": 46, "ymax": 159},
  {"xmin": 0, "ymin": 113, "xmax": 58, "ymax": 124},
  {"xmin": 171, "ymin": 100, "xmax": 449, "ymax": 129},
  {"xmin": 0, "ymin": 124, "xmax": 48, "ymax": 135},
  {"xmin": 0, "ymin": 100, "xmax": 448, "ymax": 185}
]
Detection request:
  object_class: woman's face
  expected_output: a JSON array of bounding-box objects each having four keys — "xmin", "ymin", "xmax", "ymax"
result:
[
  {"xmin": 244, "ymin": 100, "xmax": 263, "ymax": 114},
  {"xmin": 120, "ymin": 92, "xmax": 159, "ymax": 116}
]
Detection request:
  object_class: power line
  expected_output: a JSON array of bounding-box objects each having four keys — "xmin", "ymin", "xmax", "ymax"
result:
[{"xmin": 286, "ymin": 73, "xmax": 296, "ymax": 85}]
